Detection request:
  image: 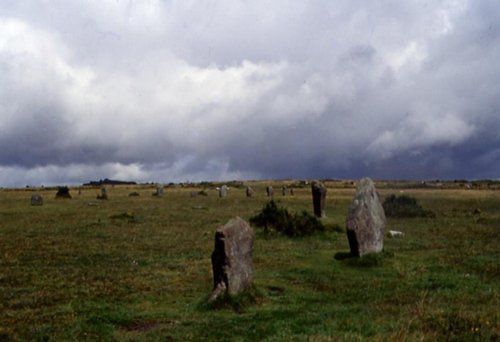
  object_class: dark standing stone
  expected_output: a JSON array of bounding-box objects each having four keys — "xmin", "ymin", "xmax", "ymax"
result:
[
  {"xmin": 55, "ymin": 186, "xmax": 72, "ymax": 199},
  {"xmin": 266, "ymin": 186, "xmax": 274, "ymax": 197},
  {"xmin": 290, "ymin": 188, "xmax": 294, "ymax": 196},
  {"xmin": 246, "ymin": 186, "xmax": 254, "ymax": 197},
  {"xmin": 219, "ymin": 185, "xmax": 228, "ymax": 198},
  {"xmin": 282, "ymin": 186, "xmax": 288, "ymax": 196},
  {"xmin": 31, "ymin": 194, "xmax": 43, "ymax": 206},
  {"xmin": 311, "ymin": 181, "xmax": 327, "ymax": 218},
  {"xmin": 210, "ymin": 217, "xmax": 255, "ymax": 301},
  {"xmin": 346, "ymin": 178, "xmax": 386, "ymax": 257}
]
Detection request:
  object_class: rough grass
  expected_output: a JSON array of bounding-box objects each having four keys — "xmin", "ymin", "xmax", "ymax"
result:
[{"xmin": 0, "ymin": 182, "xmax": 499, "ymax": 341}]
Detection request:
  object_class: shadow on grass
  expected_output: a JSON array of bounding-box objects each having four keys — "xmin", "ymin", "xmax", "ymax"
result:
[
  {"xmin": 197, "ymin": 285, "xmax": 264, "ymax": 313},
  {"xmin": 334, "ymin": 251, "xmax": 394, "ymax": 267}
]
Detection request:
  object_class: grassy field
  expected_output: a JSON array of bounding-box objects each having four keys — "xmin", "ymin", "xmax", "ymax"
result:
[{"xmin": 0, "ymin": 181, "xmax": 499, "ymax": 341}]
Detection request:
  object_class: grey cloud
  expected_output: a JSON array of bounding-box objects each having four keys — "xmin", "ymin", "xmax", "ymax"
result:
[{"xmin": 0, "ymin": 1, "xmax": 499, "ymax": 186}]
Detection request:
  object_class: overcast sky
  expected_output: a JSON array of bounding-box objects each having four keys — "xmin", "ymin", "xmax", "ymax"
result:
[{"xmin": 1, "ymin": 0, "xmax": 499, "ymax": 186}]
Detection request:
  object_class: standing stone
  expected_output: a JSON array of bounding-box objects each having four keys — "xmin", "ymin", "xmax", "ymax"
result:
[
  {"xmin": 210, "ymin": 217, "xmax": 255, "ymax": 301},
  {"xmin": 311, "ymin": 181, "xmax": 327, "ymax": 218},
  {"xmin": 290, "ymin": 188, "xmax": 294, "ymax": 196},
  {"xmin": 219, "ymin": 185, "xmax": 228, "ymax": 198},
  {"xmin": 266, "ymin": 186, "xmax": 274, "ymax": 197},
  {"xmin": 246, "ymin": 186, "xmax": 254, "ymax": 197},
  {"xmin": 97, "ymin": 186, "xmax": 108, "ymax": 200},
  {"xmin": 153, "ymin": 184, "xmax": 164, "ymax": 197},
  {"xmin": 55, "ymin": 186, "xmax": 72, "ymax": 199},
  {"xmin": 31, "ymin": 194, "xmax": 43, "ymax": 206},
  {"xmin": 346, "ymin": 178, "xmax": 386, "ymax": 257},
  {"xmin": 282, "ymin": 186, "xmax": 288, "ymax": 196}
]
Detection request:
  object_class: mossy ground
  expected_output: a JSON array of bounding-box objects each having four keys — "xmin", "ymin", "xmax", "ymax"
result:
[{"xmin": 0, "ymin": 182, "xmax": 499, "ymax": 341}]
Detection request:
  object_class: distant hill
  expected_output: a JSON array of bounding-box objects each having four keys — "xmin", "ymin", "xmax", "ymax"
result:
[{"xmin": 83, "ymin": 178, "xmax": 137, "ymax": 186}]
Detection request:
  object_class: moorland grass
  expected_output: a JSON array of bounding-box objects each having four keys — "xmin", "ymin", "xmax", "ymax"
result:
[{"xmin": 0, "ymin": 182, "xmax": 499, "ymax": 341}]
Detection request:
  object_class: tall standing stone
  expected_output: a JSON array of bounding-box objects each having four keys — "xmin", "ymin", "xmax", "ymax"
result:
[
  {"xmin": 31, "ymin": 194, "xmax": 43, "ymax": 206},
  {"xmin": 346, "ymin": 178, "xmax": 386, "ymax": 257},
  {"xmin": 219, "ymin": 185, "xmax": 228, "ymax": 198},
  {"xmin": 311, "ymin": 181, "xmax": 327, "ymax": 218},
  {"xmin": 246, "ymin": 186, "xmax": 254, "ymax": 197},
  {"xmin": 210, "ymin": 217, "xmax": 255, "ymax": 301},
  {"xmin": 282, "ymin": 186, "xmax": 288, "ymax": 196},
  {"xmin": 266, "ymin": 186, "xmax": 274, "ymax": 197}
]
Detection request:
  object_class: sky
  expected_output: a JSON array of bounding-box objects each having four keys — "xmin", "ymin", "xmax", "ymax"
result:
[{"xmin": 1, "ymin": 0, "xmax": 499, "ymax": 187}]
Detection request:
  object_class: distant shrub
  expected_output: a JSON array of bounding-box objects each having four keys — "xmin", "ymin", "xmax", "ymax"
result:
[
  {"xmin": 55, "ymin": 186, "xmax": 72, "ymax": 199},
  {"xmin": 383, "ymin": 194, "xmax": 435, "ymax": 218},
  {"xmin": 250, "ymin": 200, "xmax": 324, "ymax": 237}
]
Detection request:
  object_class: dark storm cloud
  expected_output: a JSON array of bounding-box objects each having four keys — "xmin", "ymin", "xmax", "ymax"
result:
[{"xmin": 0, "ymin": 0, "xmax": 499, "ymax": 186}]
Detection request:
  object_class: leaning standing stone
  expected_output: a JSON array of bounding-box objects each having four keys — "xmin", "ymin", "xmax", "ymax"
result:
[
  {"xmin": 31, "ymin": 194, "xmax": 43, "ymax": 206},
  {"xmin": 311, "ymin": 181, "xmax": 327, "ymax": 217},
  {"xmin": 210, "ymin": 217, "xmax": 255, "ymax": 302},
  {"xmin": 346, "ymin": 178, "xmax": 386, "ymax": 257}
]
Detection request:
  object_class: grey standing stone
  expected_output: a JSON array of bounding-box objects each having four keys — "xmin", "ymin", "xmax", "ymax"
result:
[
  {"xmin": 266, "ymin": 186, "xmax": 274, "ymax": 197},
  {"xmin": 153, "ymin": 184, "xmax": 164, "ymax": 197},
  {"xmin": 97, "ymin": 186, "xmax": 108, "ymax": 200},
  {"xmin": 210, "ymin": 217, "xmax": 255, "ymax": 301},
  {"xmin": 282, "ymin": 186, "xmax": 288, "ymax": 196},
  {"xmin": 246, "ymin": 186, "xmax": 254, "ymax": 197},
  {"xmin": 219, "ymin": 185, "xmax": 228, "ymax": 198},
  {"xmin": 31, "ymin": 194, "xmax": 43, "ymax": 206},
  {"xmin": 346, "ymin": 177, "xmax": 386, "ymax": 257},
  {"xmin": 311, "ymin": 181, "xmax": 327, "ymax": 218}
]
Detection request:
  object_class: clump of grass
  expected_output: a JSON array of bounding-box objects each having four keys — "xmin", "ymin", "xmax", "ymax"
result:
[
  {"xmin": 383, "ymin": 194, "xmax": 435, "ymax": 218},
  {"xmin": 109, "ymin": 211, "xmax": 141, "ymax": 223},
  {"xmin": 250, "ymin": 200, "xmax": 324, "ymax": 237},
  {"xmin": 55, "ymin": 186, "xmax": 72, "ymax": 199}
]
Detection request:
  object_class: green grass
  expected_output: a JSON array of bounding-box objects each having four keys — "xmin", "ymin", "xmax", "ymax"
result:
[{"xmin": 0, "ymin": 182, "xmax": 499, "ymax": 341}]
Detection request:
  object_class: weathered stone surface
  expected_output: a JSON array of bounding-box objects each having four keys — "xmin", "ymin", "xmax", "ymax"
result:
[
  {"xmin": 346, "ymin": 178, "xmax": 386, "ymax": 257},
  {"xmin": 31, "ymin": 194, "xmax": 43, "ymax": 206},
  {"xmin": 55, "ymin": 186, "xmax": 72, "ymax": 199},
  {"xmin": 266, "ymin": 186, "xmax": 274, "ymax": 197},
  {"xmin": 219, "ymin": 185, "xmax": 228, "ymax": 198},
  {"xmin": 210, "ymin": 217, "xmax": 254, "ymax": 301},
  {"xmin": 246, "ymin": 186, "xmax": 254, "ymax": 197},
  {"xmin": 311, "ymin": 181, "xmax": 327, "ymax": 218}
]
